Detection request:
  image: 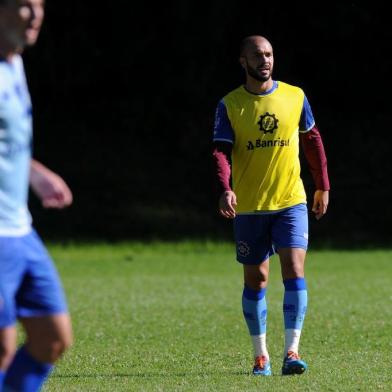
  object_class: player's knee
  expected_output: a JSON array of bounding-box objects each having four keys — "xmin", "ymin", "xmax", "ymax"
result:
[
  {"xmin": 48, "ymin": 317, "xmax": 73, "ymax": 362},
  {"xmin": 0, "ymin": 341, "xmax": 16, "ymax": 369},
  {"xmin": 29, "ymin": 331, "xmax": 73, "ymax": 364},
  {"xmin": 57, "ymin": 328, "xmax": 73, "ymax": 356},
  {"xmin": 60, "ymin": 329, "xmax": 73, "ymax": 352},
  {"xmin": 245, "ymin": 274, "xmax": 268, "ymax": 291},
  {"xmin": 244, "ymin": 262, "xmax": 269, "ymax": 290},
  {"xmin": 42, "ymin": 335, "xmax": 72, "ymax": 363},
  {"xmin": 282, "ymin": 262, "xmax": 304, "ymax": 279},
  {"xmin": 52, "ymin": 335, "xmax": 72, "ymax": 360},
  {"xmin": 280, "ymin": 249, "xmax": 305, "ymax": 277},
  {"xmin": 256, "ymin": 277, "xmax": 268, "ymax": 290}
]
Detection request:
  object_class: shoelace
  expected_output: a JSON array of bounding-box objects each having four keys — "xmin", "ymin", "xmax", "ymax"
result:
[
  {"xmin": 286, "ymin": 351, "xmax": 300, "ymax": 360},
  {"xmin": 254, "ymin": 355, "xmax": 268, "ymax": 369}
]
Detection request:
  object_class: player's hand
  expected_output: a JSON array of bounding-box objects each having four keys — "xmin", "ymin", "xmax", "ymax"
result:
[
  {"xmin": 219, "ymin": 190, "xmax": 237, "ymax": 219},
  {"xmin": 312, "ymin": 190, "xmax": 329, "ymax": 220},
  {"xmin": 30, "ymin": 161, "xmax": 73, "ymax": 209}
]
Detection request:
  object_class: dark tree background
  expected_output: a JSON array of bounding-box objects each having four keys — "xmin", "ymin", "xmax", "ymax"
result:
[{"xmin": 24, "ymin": 1, "xmax": 391, "ymax": 246}]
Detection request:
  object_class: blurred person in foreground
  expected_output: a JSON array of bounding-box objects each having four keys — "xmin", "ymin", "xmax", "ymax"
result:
[
  {"xmin": 0, "ymin": 0, "xmax": 73, "ymax": 390},
  {"xmin": 212, "ymin": 35, "xmax": 329, "ymax": 376}
]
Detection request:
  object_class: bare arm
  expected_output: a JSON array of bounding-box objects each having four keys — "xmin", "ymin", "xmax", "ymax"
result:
[
  {"xmin": 30, "ymin": 159, "xmax": 73, "ymax": 209},
  {"xmin": 300, "ymin": 126, "xmax": 330, "ymax": 220},
  {"xmin": 212, "ymin": 141, "xmax": 237, "ymax": 219}
]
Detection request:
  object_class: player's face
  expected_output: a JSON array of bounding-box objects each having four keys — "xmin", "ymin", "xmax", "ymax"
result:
[
  {"xmin": 240, "ymin": 40, "xmax": 274, "ymax": 83},
  {"xmin": 19, "ymin": 0, "xmax": 45, "ymax": 46},
  {"xmin": 0, "ymin": 0, "xmax": 45, "ymax": 49}
]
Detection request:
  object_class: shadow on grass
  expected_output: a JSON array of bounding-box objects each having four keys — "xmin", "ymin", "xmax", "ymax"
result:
[{"xmin": 52, "ymin": 370, "xmax": 259, "ymax": 378}]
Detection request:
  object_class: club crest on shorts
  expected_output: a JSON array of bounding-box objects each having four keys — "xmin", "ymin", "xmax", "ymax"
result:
[
  {"xmin": 237, "ymin": 241, "xmax": 250, "ymax": 257},
  {"xmin": 258, "ymin": 112, "xmax": 278, "ymax": 134}
]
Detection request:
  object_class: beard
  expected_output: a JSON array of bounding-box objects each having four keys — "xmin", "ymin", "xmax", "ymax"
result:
[{"xmin": 245, "ymin": 60, "xmax": 272, "ymax": 82}]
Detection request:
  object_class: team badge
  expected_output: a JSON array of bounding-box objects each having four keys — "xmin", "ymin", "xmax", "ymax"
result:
[
  {"xmin": 258, "ymin": 112, "xmax": 278, "ymax": 134},
  {"xmin": 237, "ymin": 241, "xmax": 250, "ymax": 257}
]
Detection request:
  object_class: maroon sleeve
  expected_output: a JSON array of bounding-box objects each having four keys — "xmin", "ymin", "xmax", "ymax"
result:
[
  {"xmin": 212, "ymin": 141, "xmax": 232, "ymax": 195},
  {"xmin": 300, "ymin": 126, "xmax": 330, "ymax": 191}
]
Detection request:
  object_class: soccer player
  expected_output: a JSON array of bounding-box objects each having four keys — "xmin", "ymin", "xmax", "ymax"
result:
[
  {"xmin": 212, "ymin": 35, "xmax": 329, "ymax": 376},
  {"xmin": 0, "ymin": 0, "xmax": 73, "ymax": 390}
]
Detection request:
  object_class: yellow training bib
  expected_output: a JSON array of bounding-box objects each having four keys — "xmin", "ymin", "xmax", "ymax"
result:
[{"xmin": 223, "ymin": 82, "xmax": 306, "ymax": 212}]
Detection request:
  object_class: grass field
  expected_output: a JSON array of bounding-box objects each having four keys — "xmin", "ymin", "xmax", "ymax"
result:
[{"xmin": 35, "ymin": 242, "xmax": 392, "ymax": 391}]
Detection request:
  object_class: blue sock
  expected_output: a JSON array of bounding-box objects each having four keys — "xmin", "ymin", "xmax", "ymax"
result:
[
  {"xmin": 3, "ymin": 346, "xmax": 53, "ymax": 392},
  {"xmin": 283, "ymin": 278, "xmax": 308, "ymax": 354},
  {"xmin": 0, "ymin": 370, "xmax": 5, "ymax": 389},
  {"xmin": 242, "ymin": 285, "xmax": 267, "ymax": 335}
]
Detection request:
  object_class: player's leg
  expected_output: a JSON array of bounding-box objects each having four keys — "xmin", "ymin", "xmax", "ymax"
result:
[
  {"xmin": 279, "ymin": 248, "xmax": 308, "ymax": 353},
  {"xmin": 242, "ymin": 261, "xmax": 271, "ymax": 375},
  {"xmin": 0, "ymin": 326, "xmax": 17, "ymax": 387},
  {"xmin": 4, "ymin": 314, "xmax": 72, "ymax": 392},
  {"xmin": 0, "ymin": 235, "xmax": 26, "ymax": 389},
  {"xmin": 235, "ymin": 214, "xmax": 274, "ymax": 375},
  {"xmin": 21, "ymin": 313, "xmax": 72, "ymax": 362},
  {"xmin": 272, "ymin": 203, "xmax": 309, "ymax": 375},
  {"xmin": 3, "ymin": 230, "xmax": 72, "ymax": 391}
]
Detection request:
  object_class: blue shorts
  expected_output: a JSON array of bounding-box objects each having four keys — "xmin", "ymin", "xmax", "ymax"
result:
[
  {"xmin": 234, "ymin": 203, "xmax": 309, "ymax": 264},
  {"xmin": 0, "ymin": 229, "xmax": 68, "ymax": 328}
]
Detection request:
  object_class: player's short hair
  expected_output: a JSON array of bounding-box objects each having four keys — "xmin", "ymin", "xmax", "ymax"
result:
[{"xmin": 240, "ymin": 35, "xmax": 271, "ymax": 57}]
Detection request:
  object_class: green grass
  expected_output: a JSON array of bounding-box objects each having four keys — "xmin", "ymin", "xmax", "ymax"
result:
[{"xmin": 35, "ymin": 242, "xmax": 392, "ymax": 391}]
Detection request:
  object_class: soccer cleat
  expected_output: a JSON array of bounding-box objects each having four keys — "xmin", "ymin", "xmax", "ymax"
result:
[
  {"xmin": 282, "ymin": 351, "xmax": 307, "ymax": 375},
  {"xmin": 252, "ymin": 355, "xmax": 272, "ymax": 376}
]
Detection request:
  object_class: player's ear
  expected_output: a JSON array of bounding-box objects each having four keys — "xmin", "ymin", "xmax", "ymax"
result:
[{"xmin": 239, "ymin": 57, "xmax": 246, "ymax": 69}]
